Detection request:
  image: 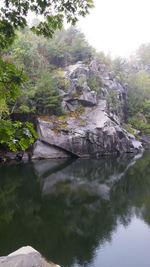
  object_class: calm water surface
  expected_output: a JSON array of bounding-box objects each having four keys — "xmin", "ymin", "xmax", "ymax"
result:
[{"xmin": 0, "ymin": 152, "xmax": 150, "ymax": 267}]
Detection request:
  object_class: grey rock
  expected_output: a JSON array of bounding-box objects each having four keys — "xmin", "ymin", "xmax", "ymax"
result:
[
  {"xmin": 0, "ymin": 246, "xmax": 60, "ymax": 267},
  {"xmin": 89, "ymin": 60, "xmax": 99, "ymax": 73},
  {"xmin": 32, "ymin": 140, "xmax": 70, "ymax": 159},
  {"xmin": 108, "ymin": 71, "xmax": 116, "ymax": 80},
  {"xmin": 33, "ymin": 60, "xmax": 144, "ymax": 159},
  {"xmin": 79, "ymin": 88, "xmax": 97, "ymax": 106},
  {"xmin": 36, "ymin": 104, "xmax": 143, "ymax": 158},
  {"xmin": 99, "ymin": 64, "xmax": 106, "ymax": 73},
  {"xmin": 65, "ymin": 62, "xmax": 89, "ymax": 79},
  {"xmin": 63, "ymin": 63, "xmax": 97, "ymax": 108}
]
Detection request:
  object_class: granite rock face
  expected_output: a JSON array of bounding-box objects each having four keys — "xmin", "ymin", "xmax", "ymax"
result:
[
  {"xmin": 33, "ymin": 61, "xmax": 143, "ymax": 158},
  {"xmin": 62, "ymin": 62, "xmax": 97, "ymax": 111},
  {"xmin": 0, "ymin": 246, "xmax": 60, "ymax": 267},
  {"xmin": 36, "ymin": 102, "xmax": 142, "ymax": 158}
]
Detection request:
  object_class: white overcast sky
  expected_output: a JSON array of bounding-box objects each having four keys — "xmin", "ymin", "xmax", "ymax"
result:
[
  {"xmin": 1, "ymin": 0, "xmax": 150, "ymax": 58},
  {"xmin": 76, "ymin": 0, "xmax": 150, "ymax": 58}
]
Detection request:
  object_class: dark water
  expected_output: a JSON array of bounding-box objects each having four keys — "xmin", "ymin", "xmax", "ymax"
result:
[{"xmin": 0, "ymin": 151, "xmax": 150, "ymax": 267}]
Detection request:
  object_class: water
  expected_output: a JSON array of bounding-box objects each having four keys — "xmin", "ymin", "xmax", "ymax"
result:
[{"xmin": 0, "ymin": 151, "xmax": 150, "ymax": 267}]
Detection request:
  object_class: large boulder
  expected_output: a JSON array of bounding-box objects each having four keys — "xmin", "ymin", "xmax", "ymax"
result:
[
  {"xmin": 65, "ymin": 62, "xmax": 89, "ymax": 79},
  {"xmin": 0, "ymin": 246, "xmax": 60, "ymax": 267},
  {"xmin": 35, "ymin": 100, "xmax": 143, "ymax": 158}
]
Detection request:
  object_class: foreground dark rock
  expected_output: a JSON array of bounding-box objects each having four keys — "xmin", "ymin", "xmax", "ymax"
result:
[
  {"xmin": 0, "ymin": 152, "xmax": 29, "ymax": 163},
  {"xmin": 0, "ymin": 246, "xmax": 60, "ymax": 267}
]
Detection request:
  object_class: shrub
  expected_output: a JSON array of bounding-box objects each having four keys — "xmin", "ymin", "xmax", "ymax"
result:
[
  {"xmin": 0, "ymin": 120, "xmax": 37, "ymax": 152},
  {"xmin": 106, "ymin": 89, "xmax": 122, "ymax": 113},
  {"xmin": 87, "ymin": 73, "xmax": 103, "ymax": 92},
  {"xmin": 129, "ymin": 117, "xmax": 150, "ymax": 135}
]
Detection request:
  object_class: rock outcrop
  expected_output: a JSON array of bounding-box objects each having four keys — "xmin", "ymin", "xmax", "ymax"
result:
[
  {"xmin": 0, "ymin": 246, "xmax": 60, "ymax": 267},
  {"xmin": 33, "ymin": 61, "xmax": 143, "ymax": 159}
]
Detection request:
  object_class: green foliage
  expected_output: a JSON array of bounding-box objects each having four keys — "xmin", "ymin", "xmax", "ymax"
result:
[
  {"xmin": 95, "ymin": 52, "xmax": 113, "ymax": 72},
  {"xmin": 0, "ymin": 20, "xmax": 16, "ymax": 50},
  {"xmin": 0, "ymin": 120, "xmax": 37, "ymax": 152},
  {"xmin": 122, "ymin": 123, "xmax": 135, "ymax": 135},
  {"xmin": 106, "ymin": 89, "xmax": 122, "ymax": 113},
  {"xmin": 36, "ymin": 26, "xmax": 94, "ymax": 67},
  {"xmin": 35, "ymin": 71, "xmax": 62, "ymax": 115},
  {"xmin": 0, "ymin": 56, "xmax": 27, "ymax": 119},
  {"xmin": 112, "ymin": 57, "xmax": 127, "ymax": 82},
  {"xmin": 0, "ymin": 0, "xmax": 94, "ymax": 152},
  {"xmin": 19, "ymin": 105, "xmax": 31, "ymax": 113},
  {"xmin": 0, "ymin": 98, "xmax": 9, "ymax": 118},
  {"xmin": 129, "ymin": 117, "xmax": 150, "ymax": 135},
  {"xmin": 7, "ymin": 31, "xmax": 42, "ymax": 76},
  {"xmin": 0, "ymin": 57, "xmax": 27, "ymax": 101},
  {"xmin": 76, "ymin": 75, "xmax": 86, "ymax": 88},
  {"xmin": 87, "ymin": 73, "xmax": 103, "ymax": 92},
  {"xmin": 0, "ymin": 0, "xmax": 94, "ymax": 46},
  {"xmin": 136, "ymin": 43, "xmax": 150, "ymax": 65},
  {"xmin": 76, "ymin": 105, "xmax": 85, "ymax": 115},
  {"xmin": 4, "ymin": 27, "xmax": 94, "ymax": 116},
  {"xmin": 141, "ymin": 99, "xmax": 150, "ymax": 120},
  {"xmin": 0, "ymin": 51, "xmax": 36, "ymax": 152},
  {"xmin": 71, "ymin": 90, "xmax": 81, "ymax": 98},
  {"xmin": 67, "ymin": 27, "xmax": 93, "ymax": 63},
  {"xmin": 128, "ymin": 71, "xmax": 150, "ymax": 119}
]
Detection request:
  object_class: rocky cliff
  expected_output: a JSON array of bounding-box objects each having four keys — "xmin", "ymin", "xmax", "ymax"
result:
[{"xmin": 33, "ymin": 61, "xmax": 143, "ymax": 159}]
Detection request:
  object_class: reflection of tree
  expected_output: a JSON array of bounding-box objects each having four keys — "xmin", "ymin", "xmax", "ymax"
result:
[
  {"xmin": 0, "ymin": 162, "xmax": 42, "ymax": 256},
  {"xmin": 111, "ymin": 151, "xmax": 150, "ymax": 227},
  {"xmin": 0, "ymin": 164, "xmax": 20, "ymax": 226},
  {"xmin": 0, "ymin": 152, "xmax": 150, "ymax": 267}
]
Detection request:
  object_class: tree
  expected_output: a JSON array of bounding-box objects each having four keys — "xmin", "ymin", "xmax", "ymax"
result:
[
  {"xmin": 128, "ymin": 71, "xmax": 150, "ymax": 118},
  {"xmin": 0, "ymin": 0, "xmax": 94, "ymax": 152},
  {"xmin": 3, "ymin": 26, "xmax": 93, "ymax": 116},
  {"xmin": 0, "ymin": 120, "xmax": 37, "ymax": 152},
  {"xmin": 0, "ymin": 58, "xmax": 27, "ymax": 119},
  {"xmin": 136, "ymin": 43, "xmax": 150, "ymax": 65},
  {"xmin": 0, "ymin": 0, "xmax": 94, "ymax": 47},
  {"xmin": 106, "ymin": 89, "xmax": 122, "ymax": 113},
  {"xmin": 35, "ymin": 70, "xmax": 62, "ymax": 115}
]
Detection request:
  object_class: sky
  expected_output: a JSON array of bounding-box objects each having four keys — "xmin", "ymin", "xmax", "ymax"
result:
[
  {"xmin": 1, "ymin": 0, "xmax": 150, "ymax": 58},
  {"xmin": 76, "ymin": 0, "xmax": 150, "ymax": 58}
]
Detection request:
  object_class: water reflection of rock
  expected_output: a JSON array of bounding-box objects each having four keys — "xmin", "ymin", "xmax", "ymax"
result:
[
  {"xmin": 1, "ymin": 151, "xmax": 149, "ymax": 267},
  {"xmin": 34, "ymin": 152, "xmax": 143, "ymax": 200}
]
